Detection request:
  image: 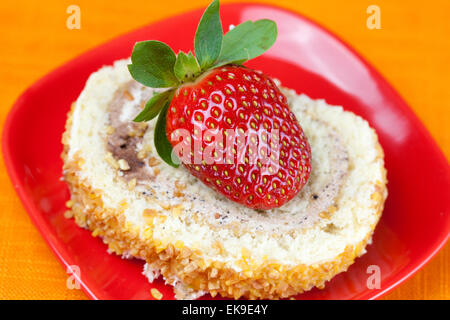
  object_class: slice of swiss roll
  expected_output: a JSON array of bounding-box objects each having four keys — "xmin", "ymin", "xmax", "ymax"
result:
[{"xmin": 62, "ymin": 59, "xmax": 387, "ymax": 299}]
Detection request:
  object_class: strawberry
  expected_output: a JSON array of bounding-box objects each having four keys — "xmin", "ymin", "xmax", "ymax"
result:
[
  {"xmin": 127, "ymin": 0, "xmax": 311, "ymax": 209},
  {"xmin": 166, "ymin": 66, "xmax": 311, "ymax": 209}
]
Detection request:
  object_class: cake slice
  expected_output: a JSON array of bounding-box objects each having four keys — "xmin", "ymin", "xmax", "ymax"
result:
[{"xmin": 62, "ymin": 59, "xmax": 387, "ymax": 299}]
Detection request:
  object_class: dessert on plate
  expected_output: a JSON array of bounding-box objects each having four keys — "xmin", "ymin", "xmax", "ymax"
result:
[{"xmin": 62, "ymin": 0, "xmax": 387, "ymax": 299}]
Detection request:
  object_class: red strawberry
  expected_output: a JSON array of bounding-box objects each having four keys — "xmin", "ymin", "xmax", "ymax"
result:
[
  {"xmin": 127, "ymin": 0, "xmax": 312, "ymax": 209},
  {"xmin": 165, "ymin": 66, "xmax": 311, "ymax": 209}
]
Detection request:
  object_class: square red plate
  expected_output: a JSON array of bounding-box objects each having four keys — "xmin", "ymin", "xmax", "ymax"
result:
[{"xmin": 3, "ymin": 3, "xmax": 449, "ymax": 300}]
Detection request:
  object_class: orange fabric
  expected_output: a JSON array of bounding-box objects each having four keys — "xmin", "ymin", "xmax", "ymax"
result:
[{"xmin": 0, "ymin": 0, "xmax": 448, "ymax": 300}]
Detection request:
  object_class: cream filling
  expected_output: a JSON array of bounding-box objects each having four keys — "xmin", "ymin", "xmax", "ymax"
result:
[{"xmin": 105, "ymin": 81, "xmax": 349, "ymax": 236}]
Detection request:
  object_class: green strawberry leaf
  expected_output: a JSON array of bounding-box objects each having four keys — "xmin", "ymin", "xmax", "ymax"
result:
[
  {"xmin": 194, "ymin": 0, "xmax": 223, "ymax": 70},
  {"xmin": 128, "ymin": 40, "xmax": 179, "ymax": 88},
  {"xmin": 133, "ymin": 89, "xmax": 174, "ymax": 122},
  {"xmin": 174, "ymin": 51, "xmax": 201, "ymax": 82},
  {"xmin": 154, "ymin": 101, "xmax": 179, "ymax": 168},
  {"xmin": 214, "ymin": 19, "xmax": 277, "ymax": 67},
  {"xmin": 126, "ymin": 0, "xmax": 280, "ymax": 171}
]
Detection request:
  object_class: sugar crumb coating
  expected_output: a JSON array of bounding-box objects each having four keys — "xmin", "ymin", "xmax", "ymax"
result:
[{"xmin": 62, "ymin": 59, "xmax": 387, "ymax": 299}]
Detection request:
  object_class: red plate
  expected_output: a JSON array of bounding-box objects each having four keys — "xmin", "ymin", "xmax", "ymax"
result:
[{"xmin": 3, "ymin": 3, "xmax": 449, "ymax": 300}]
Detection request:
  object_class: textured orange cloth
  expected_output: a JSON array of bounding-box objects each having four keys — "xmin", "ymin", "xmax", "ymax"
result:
[{"xmin": 0, "ymin": 0, "xmax": 448, "ymax": 300}]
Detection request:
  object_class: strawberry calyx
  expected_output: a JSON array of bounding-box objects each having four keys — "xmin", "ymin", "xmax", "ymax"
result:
[{"xmin": 127, "ymin": 0, "xmax": 277, "ymax": 167}]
